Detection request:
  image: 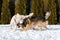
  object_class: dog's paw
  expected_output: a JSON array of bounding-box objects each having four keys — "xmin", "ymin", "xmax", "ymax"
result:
[{"xmin": 20, "ymin": 30, "xmax": 25, "ymax": 32}]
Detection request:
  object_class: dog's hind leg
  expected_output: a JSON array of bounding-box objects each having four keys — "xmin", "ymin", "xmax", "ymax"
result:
[
  {"xmin": 38, "ymin": 26, "xmax": 42, "ymax": 31},
  {"xmin": 42, "ymin": 22, "xmax": 48, "ymax": 30},
  {"xmin": 44, "ymin": 25, "xmax": 48, "ymax": 30}
]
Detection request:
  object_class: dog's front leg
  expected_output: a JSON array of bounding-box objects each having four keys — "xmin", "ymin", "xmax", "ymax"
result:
[
  {"xmin": 11, "ymin": 23, "xmax": 18, "ymax": 32},
  {"xmin": 42, "ymin": 22, "xmax": 48, "ymax": 30},
  {"xmin": 13, "ymin": 26, "xmax": 17, "ymax": 31},
  {"xmin": 38, "ymin": 26, "xmax": 42, "ymax": 31},
  {"xmin": 21, "ymin": 24, "xmax": 30, "ymax": 31}
]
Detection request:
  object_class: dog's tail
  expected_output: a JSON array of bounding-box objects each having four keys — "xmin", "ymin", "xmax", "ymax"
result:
[{"xmin": 45, "ymin": 11, "xmax": 51, "ymax": 19}]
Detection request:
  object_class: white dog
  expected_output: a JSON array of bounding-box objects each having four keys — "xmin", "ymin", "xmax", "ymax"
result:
[{"xmin": 10, "ymin": 13, "xmax": 34, "ymax": 31}]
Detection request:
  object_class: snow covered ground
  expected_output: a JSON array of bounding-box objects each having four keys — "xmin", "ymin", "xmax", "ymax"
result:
[{"xmin": 0, "ymin": 25, "xmax": 60, "ymax": 40}]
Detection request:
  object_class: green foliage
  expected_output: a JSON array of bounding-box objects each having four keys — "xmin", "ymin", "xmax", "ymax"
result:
[
  {"xmin": 47, "ymin": 0, "xmax": 57, "ymax": 24},
  {"xmin": 1, "ymin": 0, "xmax": 11, "ymax": 24},
  {"xmin": 31, "ymin": 0, "xmax": 44, "ymax": 16},
  {"xmin": 0, "ymin": 0, "xmax": 60, "ymax": 24},
  {"xmin": 15, "ymin": 0, "xmax": 27, "ymax": 15}
]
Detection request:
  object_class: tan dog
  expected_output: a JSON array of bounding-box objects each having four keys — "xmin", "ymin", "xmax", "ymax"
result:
[
  {"xmin": 22, "ymin": 17, "xmax": 47, "ymax": 31},
  {"xmin": 20, "ymin": 11, "xmax": 51, "ymax": 31}
]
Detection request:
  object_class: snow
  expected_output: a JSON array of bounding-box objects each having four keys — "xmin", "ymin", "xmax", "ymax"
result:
[{"xmin": 0, "ymin": 25, "xmax": 60, "ymax": 40}]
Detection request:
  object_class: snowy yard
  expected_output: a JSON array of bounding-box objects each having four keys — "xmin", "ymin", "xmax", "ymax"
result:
[{"xmin": 0, "ymin": 25, "xmax": 60, "ymax": 40}]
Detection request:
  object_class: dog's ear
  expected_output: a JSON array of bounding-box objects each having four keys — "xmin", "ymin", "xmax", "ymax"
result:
[{"xmin": 45, "ymin": 11, "xmax": 51, "ymax": 19}]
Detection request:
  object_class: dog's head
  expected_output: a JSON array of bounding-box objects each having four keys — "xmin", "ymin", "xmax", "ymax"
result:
[
  {"xmin": 17, "ymin": 17, "xmax": 31, "ymax": 28},
  {"xmin": 21, "ymin": 18, "xmax": 31, "ymax": 28}
]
